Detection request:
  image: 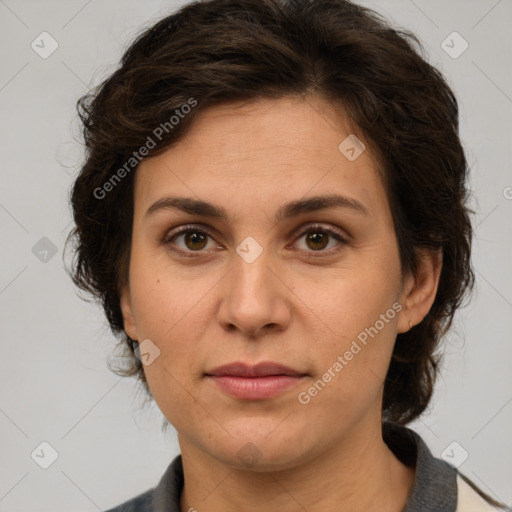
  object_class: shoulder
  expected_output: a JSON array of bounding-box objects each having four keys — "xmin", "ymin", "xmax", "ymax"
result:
[
  {"xmin": 102, "ymin": 454, "xmax": 183, "ymax": 512},
  {"xmin": 382, "ymin": 422, "xmax": 510, "ymax": 512},
  {"xmin": 103, "ymin": 488, "xmax": 153, "ymax": 512},
  {"xmin": 456, "ymin": 473, "xmax": 511, "ymax": 512}
]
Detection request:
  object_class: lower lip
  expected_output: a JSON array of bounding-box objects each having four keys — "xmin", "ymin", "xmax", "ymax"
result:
[{"xmin": 207, "ymin": 375, "xmax": 305, "ymax": 400}]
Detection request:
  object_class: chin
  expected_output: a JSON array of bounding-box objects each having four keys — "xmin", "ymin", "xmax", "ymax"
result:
[{"xmin": 203, "ymin": 422, "xmax": 317, "ymax": 472}]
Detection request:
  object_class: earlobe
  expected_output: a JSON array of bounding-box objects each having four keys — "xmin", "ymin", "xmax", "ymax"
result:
[
  {"xmin": 119, "ymin": 286, "xmax": 138, "ymax": 341},
  {"xmin": 397, "ymin": 248, "xmax": 443, "ymax": 333}
]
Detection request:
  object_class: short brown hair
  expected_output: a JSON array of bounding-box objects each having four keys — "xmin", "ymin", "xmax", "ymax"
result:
[{"xmin": 66, "ymin": 0, "xmax": 475, "ymax": 426}]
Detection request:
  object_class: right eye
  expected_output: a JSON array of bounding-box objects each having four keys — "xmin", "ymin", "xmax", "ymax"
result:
[{"xmin": 162, "ymin": 225, "xmax": 222, "ymax": 257}]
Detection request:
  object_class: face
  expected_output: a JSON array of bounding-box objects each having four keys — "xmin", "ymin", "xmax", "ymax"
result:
[{"xmin": 120, "ymin": 95, "xmax": 422, "ymax": 471}]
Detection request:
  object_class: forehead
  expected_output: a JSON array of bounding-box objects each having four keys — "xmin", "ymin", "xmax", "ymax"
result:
[{"xmin": 134, "ymin": 95, "xmax": 388, "ymax": 220}]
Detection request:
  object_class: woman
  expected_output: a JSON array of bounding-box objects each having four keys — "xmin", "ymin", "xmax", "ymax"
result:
[{"xmin": 66, "ymin": 0, "xmax": 511, "ymax": 510}]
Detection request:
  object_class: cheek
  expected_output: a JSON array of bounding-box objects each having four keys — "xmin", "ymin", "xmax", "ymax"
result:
[
  {"xmin": 301, "ymin": 251, "xmax": 400, "ymax": 341},
  {"xmin": 128, "ymin": 240, "xmax": 213, "ymax": 339},
  {"xmin": 126, "ymin": 250, "xmax": 210, "ymax": 396},
  {"xmin": 295, "ymin": 253, "xmax": 401, "ymax": 396},
  {"xmin": 295, "ymin": 301, "xmax": 398, "ymax": 429}
]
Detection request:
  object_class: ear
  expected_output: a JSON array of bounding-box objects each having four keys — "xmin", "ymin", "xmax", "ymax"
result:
[
  {"xmin": 119, "ymin": 285, "xmax": 138, "ymax": 341},
  {"xmin": 397, "ymin": 248, "xmax": 443, "ymax": 334}
]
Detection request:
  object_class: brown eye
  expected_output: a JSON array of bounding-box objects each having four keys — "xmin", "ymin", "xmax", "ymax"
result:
[
  {"xmin": 293, "ymin": 224, "xmax": 348, "ymax": 256},
  {"xmin": 163, "ymin": 226, "xmax": 218, "ymax": 256},
  {"xmin": 183, "ymin": 231, "xmax": 208, "ymax": 251},
  {"xmin": 305, "ymin": 231, "xmax": 329, "ymax": 251}
]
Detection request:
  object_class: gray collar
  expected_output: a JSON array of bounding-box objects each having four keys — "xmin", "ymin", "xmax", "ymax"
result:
[{"xmin": 382, "ymin": 422, "xmax": 457, "ymax": 512}]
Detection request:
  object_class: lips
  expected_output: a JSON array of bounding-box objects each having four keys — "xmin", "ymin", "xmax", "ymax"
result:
[
  {"xmin": 205, "ymin": 362, "xmax": 307, "ymax": 400},
  {"xmin": 206, "ymin": 362, "xmax": 305, "ymax": 378}
]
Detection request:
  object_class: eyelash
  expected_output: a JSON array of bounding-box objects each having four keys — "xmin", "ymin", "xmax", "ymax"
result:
[{"xmin": 162, "ymin": 223, "xmax": 349, "ymax": 258}]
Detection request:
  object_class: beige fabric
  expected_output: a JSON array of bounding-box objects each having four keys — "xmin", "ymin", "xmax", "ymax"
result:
[{"xmin": 456, "ymin": 474, "xmax": 506, "ymax": 512}]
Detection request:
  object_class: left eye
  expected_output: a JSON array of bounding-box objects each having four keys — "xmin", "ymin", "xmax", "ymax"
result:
[
  {"xmin": 163, "ymin": 224, "xmax": 347, "ymax": 256},
  {"xmin": 293, "ymin": 225, "xmax": 348, "ymax": 253}
]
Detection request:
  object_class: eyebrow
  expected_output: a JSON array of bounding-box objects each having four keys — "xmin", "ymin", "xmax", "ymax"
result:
[{"xmin": 144, "ymin": 193, "xmax": 370, "ymax": 223}]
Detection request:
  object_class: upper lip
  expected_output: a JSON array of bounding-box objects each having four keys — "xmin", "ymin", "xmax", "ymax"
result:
[{"xmin": 205, "ymin": 362, "xmax": 306, "ymax": 377}]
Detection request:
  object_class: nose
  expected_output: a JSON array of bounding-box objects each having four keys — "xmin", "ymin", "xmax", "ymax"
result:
[{"xmin": 217, "ymin": 248, "xmax": 292, "ymax": 338}]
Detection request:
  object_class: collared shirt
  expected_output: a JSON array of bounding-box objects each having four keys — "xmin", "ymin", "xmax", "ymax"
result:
[{"xmin": 104, "ymin": 422, "xmax": 510, "ymax": 512}]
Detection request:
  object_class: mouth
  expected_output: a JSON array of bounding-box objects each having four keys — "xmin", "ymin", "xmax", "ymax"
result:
[{"xmin": 204, "ymin": 362, "xmax": 308, "ymax": 400}]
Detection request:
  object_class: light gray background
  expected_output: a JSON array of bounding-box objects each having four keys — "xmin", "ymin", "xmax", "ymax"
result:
[{"xmin": 0, "ymin": 0, "xmax": 511, "ymax": 510}]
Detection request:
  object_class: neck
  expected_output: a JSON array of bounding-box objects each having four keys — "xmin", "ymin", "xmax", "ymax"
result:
[{"xmin": 178, "ymin": 419, "xmax": 415, "ymax": 512}]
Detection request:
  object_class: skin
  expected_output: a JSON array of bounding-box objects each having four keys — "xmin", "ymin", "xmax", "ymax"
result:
[{"xmin": 120, "ymin": 95, "xmax": 442, "ymax": 512}]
